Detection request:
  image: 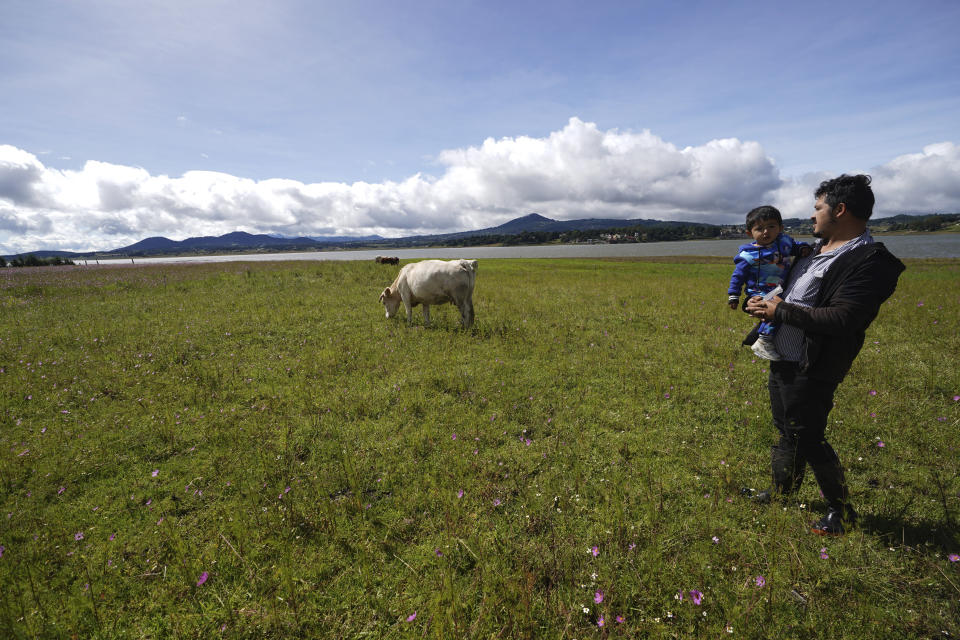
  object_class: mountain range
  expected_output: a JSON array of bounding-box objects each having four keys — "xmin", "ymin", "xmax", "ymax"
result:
[
  {"xmin": 5, "ymin": 211, "xmax": 951, "ymax": 259},
  {"xmin": 7, "ymin": 213, "xmax": 706, "ymax": 259}
]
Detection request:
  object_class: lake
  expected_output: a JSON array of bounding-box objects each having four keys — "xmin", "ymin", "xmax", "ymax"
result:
[{"xmin": 89, "ymin": 233, "xmax": 960, "ymax": 265}]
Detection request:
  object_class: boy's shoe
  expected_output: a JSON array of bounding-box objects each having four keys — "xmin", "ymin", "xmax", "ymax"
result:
[{"xmin": 751, "ymin": 337, "xmax": 781, "ymax": 361}]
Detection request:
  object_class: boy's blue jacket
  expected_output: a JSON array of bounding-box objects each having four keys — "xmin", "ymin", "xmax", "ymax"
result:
[{"xmin": 728, "ymin": 233, "xmax": 809, "ymax": 299}]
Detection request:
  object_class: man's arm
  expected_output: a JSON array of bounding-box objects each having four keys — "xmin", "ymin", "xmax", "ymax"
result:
[{"xmin": 770, "ymin": 258, "xmax": 902, "ymax": 336}]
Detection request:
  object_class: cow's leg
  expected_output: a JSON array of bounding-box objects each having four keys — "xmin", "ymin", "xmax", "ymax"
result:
[
  {"xmin": 403, "ymin": 298, "xmax": 414, "ymax": 324},
  {"xmin": 460, "ymin": 298, "xmax": 474, "ymax": 328},
  {"xmin": 422, "ymin": 304, "xmax": 431, "ymax": 326}
]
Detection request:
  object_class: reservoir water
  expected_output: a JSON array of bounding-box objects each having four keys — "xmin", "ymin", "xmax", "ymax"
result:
[{"xmin": 91, "ymin": 233, "xmax": 960, "ymax": 265}]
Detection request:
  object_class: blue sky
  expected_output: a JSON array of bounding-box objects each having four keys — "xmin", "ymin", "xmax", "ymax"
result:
[{"xmin": 2, "ymin": 0, "xmax": 959, "ymax": 253}]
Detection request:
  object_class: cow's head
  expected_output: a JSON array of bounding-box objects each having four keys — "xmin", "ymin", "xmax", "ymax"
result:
[{"xmin": 379, "ymin": 287, "xmax": 401, "ymax": 318}]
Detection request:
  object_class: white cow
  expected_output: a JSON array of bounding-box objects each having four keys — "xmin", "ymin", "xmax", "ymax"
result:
[{"xmin": 379, "ymin": 259, "xmax": 477, "ymax": 328}]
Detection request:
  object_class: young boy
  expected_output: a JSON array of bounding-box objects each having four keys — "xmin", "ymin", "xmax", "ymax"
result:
[{"xmin": 727, "ymin": 205, "xmax": 811, "ymax": 360}]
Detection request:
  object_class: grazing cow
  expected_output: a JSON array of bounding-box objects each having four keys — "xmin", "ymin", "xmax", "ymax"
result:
[
  {"xmin": 375, "ymin": 256, "xmax": 399, "ymax": 264},
  {"xmin": 379, "ymin": 259, "xmax": 477, "ymax": 328}
]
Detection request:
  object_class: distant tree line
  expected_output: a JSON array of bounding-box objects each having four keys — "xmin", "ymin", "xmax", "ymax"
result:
[
  {"xmin": 881, "ymin": 213, "xmax": 960, "ymax": 233},
  {"xmin": 0, "ymin": 255, "xmax": 75, "ymax": 268}
]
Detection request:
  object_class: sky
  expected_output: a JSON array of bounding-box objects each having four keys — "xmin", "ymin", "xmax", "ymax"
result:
[{"xmin": 2, "ymin": 0, "xmax": 959, "ymax": 254}]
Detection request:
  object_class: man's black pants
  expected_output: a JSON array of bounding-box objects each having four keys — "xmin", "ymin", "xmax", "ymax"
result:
[{"xmin": 768, "ymin": 361, "xmax": 849, "ymax": 509}]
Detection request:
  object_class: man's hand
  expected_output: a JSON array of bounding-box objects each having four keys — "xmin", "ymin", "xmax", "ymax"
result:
[{"xmin": 745, "ymin": 295, "xmax": 782, "ymax": 321}]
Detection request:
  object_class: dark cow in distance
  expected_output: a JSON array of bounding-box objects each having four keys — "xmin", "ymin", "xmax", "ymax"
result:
[{"xmin": 375, "ymin": 256, "xmax": 400, "ymax": 265}]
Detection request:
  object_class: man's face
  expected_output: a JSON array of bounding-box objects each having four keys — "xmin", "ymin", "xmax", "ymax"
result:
[
  {"xmin": 749, "ymin": 219, "xmax": 782, "ymax": 246},
  {"xmin": 812, "ymin": 196, "xmax": 838, "ymax": 239}
]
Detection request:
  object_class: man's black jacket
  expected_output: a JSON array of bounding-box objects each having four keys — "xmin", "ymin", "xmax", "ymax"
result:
[{"xmin": 744, "ymin": 241, "xmax": 906, "ymax": 383}]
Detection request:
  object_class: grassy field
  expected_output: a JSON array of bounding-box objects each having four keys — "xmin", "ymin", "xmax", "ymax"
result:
[{"xmin": 1, "ymin": 257, "xmax": 958, "ymax": 639}]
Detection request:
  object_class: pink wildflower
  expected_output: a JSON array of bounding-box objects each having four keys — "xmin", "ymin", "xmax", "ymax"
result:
[
  {"xmin": 196, "ymin": 571, "xmax": 209, "ymax": 586},
  {"xmin": 74, "ymin": 532, "xmax": 83, "ymax": 541},
  {"xmin": 406, "ymin": 612, "xmax": 417, "ymax": 622},
  {"xmin": 594, "ymin": 590, "xmax": 603, "ymax": 604},
  {"xmin": 755, "ymin": 575, "xmax": 766, "ymax": 587},
  {"xmin": 591, "ymin": 545, "xmax": 599, "ymax": 557},
  {"xmin": 151, "ymin": 469, "xmax": 159, "ymax": 477}
]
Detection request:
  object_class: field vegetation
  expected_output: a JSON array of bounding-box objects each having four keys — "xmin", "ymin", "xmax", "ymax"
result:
[{"xmin": 1, "ymin": 258, "xmax": 958, "ymax": 638}]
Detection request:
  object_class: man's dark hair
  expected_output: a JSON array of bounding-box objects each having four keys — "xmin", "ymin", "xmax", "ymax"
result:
[
  {"xmin": 815, "ymin": 174, "xmax": 874, "ymax": 220},
  {"xmin": 745, "ymin": 205, "xmax": 783, "ymax": 230}
]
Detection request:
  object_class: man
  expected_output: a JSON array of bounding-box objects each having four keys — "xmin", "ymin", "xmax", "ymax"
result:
[{"xmin": 743, "ymin": 174, "xmax": 905, "ymax": 535}]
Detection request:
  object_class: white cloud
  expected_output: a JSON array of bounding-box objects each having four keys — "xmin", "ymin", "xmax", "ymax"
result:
[
  {"xmin": 870, "ymin": 142, "xmax": 960, "ymax": 215},
  {"xmin": 769, "ymin": 142, "xmax": 960, "ymax": 221},
  {"xmin": 0, "ymin": 145, "xmax": 46, "ymax": 206},
  {"xmin": 770, "ymin": 172, "xmax": 833, "ymax": 221},
  {"xmin": 432, "ymin": 119, "xmax": 781, "ymax": 219},
  {"xmin": 1, "ymin": 121, "xmax": 958, "ymax": 254}
]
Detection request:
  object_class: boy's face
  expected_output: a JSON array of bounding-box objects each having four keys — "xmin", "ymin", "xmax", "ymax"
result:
[{"xmin": 749, "ymin": 219, "xmax": 782, "ymax": 246}]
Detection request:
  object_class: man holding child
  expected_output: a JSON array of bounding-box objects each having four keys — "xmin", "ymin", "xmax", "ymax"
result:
[{"xmin": 742, "ymin": 174, "xmax": 905, "ymax": 535}]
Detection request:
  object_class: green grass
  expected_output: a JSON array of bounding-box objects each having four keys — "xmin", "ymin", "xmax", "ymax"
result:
[{"xmin": 1, "ymin": 258, "xmax": 958, "ymax": 638}]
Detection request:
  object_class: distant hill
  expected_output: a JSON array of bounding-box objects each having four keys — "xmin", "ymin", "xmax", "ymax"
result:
[
  {"xmin": 114, "ymin": 231, "xmax": 325, "ymax": 255},
  {"xmin": 401, "ymin": 212, "xmax": 689, "ymax": 243},
  {"xmin": 119, "ymin": 236, "xmax": 184, "ymax": 253},
  {"xmin": 469, "ymin": 212, "xmax": 689, "ymax": 236}
]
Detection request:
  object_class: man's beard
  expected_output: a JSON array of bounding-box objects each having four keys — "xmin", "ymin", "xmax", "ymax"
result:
[{"xmin": 811, "ymin": 212, "xmax": 837, "ymax": 239}]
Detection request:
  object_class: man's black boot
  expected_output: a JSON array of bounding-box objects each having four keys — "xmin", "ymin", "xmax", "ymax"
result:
[
  {"xmin": 811, "ymin": 506, "xmax": 858, "ymax": 536},
  {"xmin": 809, "ymin": 454, "xmax": 856, "ymax": 535}
]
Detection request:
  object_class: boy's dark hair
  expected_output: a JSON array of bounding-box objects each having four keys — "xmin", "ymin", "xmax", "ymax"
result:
[
  {"xmin": 815, "ymin": 174, "xmax": 874, "ymax": 220},
  {"xmin": 745, "ymin": 205, "xmax": 783, "ymax": 230}
]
